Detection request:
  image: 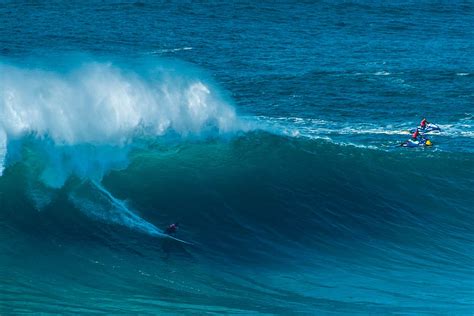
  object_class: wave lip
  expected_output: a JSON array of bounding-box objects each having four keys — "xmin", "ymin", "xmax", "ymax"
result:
[
  {"xmin": 0, "ymin": 61, "xmax": 238, "ymax": 144},
  {"xmin": 0, "ymin": 60, "xmax": 241, "ymax": 186}
]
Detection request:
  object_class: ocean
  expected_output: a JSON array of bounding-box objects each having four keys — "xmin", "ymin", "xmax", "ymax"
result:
[{"xmin": 0, "ymin": 1, "xmax": 473, "ymax": 314}]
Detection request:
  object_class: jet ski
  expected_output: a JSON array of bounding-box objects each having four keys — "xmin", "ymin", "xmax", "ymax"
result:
[
  {"xmin": 401, "ymin": 138, "xmax": 433, "ymax": 147},
  {"xmin": 409, "ymin": 123, "xmax": 441, "ymax": 134}
]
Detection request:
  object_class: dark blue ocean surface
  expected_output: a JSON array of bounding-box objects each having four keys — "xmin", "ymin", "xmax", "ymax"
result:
[{"xmin": 1, "ymin": 1, "xmax": 473, "ymax": 314}]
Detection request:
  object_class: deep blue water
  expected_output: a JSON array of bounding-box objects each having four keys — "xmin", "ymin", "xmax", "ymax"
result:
[{"xmin": 1, "ymin": 1, "xmax": 473, "ymax": 314}]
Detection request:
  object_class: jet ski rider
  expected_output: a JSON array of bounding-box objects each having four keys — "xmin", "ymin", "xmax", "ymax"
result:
[{"xmin": 420, "ymin": 118, "xmax": 429, "ymax": 129}]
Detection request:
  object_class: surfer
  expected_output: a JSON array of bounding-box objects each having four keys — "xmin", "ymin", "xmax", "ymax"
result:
[{"xmin": 165, "ymin": 223, "xmax": 179, "ymax": 235}]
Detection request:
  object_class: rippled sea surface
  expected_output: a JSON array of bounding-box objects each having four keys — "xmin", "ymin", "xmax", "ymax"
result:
[{"xmin": 1, "ymin": 1, "xmax": 473, "ymax": 314}]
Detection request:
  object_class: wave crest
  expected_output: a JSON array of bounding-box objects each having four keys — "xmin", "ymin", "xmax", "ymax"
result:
[{"xmin": 0, "ymin": 60, "xmax": 239, "ymax": 185}]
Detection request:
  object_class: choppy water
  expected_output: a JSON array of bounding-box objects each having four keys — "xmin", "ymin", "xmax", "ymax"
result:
[{"xmin": 1, "ymin": 1, "xmax": 473, "ymax": 314}]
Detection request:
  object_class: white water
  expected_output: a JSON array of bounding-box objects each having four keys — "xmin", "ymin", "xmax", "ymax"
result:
[{"xmin": 0, "ymin": 61, "xmax": 240, "ymax": 186}]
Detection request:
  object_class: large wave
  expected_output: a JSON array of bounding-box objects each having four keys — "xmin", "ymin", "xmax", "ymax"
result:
[
  {"xmin": 0, "ymin": 59, "xmax": 240, "ymax": 187},
  {"xmin": 3, "ymin": 130, "xmax": 473, "ymax": 248},
  {"xmin": 0, "ymin": 103, "xmax": 472, "ymax": 313}
]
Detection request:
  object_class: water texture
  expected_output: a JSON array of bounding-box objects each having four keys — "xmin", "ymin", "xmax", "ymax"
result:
[{"xmin": 0, "ymin": 1, "xmax": 473, "ymax": 315}]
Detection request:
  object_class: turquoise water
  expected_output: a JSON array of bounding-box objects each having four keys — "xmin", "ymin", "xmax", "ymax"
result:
[{"xmin": 1, "ymin": 1, "xmax": 473, "ymax": 314}]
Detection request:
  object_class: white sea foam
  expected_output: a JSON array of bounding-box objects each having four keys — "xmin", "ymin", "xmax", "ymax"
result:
[
  {"xmin": 0, "ymin": 61, "xmax": 239, "ymax": 186},
  {"xmin": 146, "ymin": 47, "xmax": 193, "ymax": 54},
  {"xmin": 1, "ymin": 62, "xmax": 237, "ymax": 143},
  {"xmin": 252, "ymin": 115, "xmax": 474, "ymax": 143}
]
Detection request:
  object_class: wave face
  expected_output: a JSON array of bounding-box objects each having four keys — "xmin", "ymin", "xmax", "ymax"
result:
[{"xmin": 1, "ymin": 120, "xmax": 473, "ymax": 314}]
